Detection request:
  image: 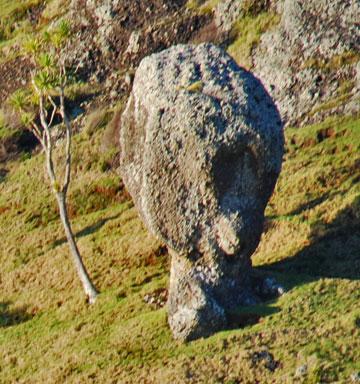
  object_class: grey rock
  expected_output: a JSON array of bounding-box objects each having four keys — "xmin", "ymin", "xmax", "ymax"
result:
[
  {"xmin": 295, "ymin": 364, "xmax": 308, "ymax": 377},
  {"xmin": 215, "ymin": 0, "xmax": 245, "ymax": 34},
  {"xmin": 251, "ymin": 350, "xmax": 279, "ymax": 372},
  {"xmin": 351, "ymin": 372, "xmax": 360, "ymax": 383},
  {"xmin": 70, "ymin": 0, "xmax": 117, "ymax": 56},
  {"xmin": 263, "ymin": 277, "xmax": 285, "ymax": 296},
  {"xmin": 125, "ymin": 31, "xmax": 142, "ymax": 55},
  {"xmin": 119, "ymin": 43, "xmax": 283, "ymax": 341},
  {"xmin": 253, "ymin": 0, "xmax": 360, "ymax": 126},
  {"xmin": 124, "ymin": 72, "xmax": 133, "ymax": 87},
  {"xmin": 109, "ymin": 90, "xmax": 118, "ymax": 99},
  {"xmin": 94, "ymin": 3, "xmax": 114, "ymax": 24}
]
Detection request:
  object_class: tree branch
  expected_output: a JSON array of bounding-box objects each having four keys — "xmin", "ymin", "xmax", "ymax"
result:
[
  {"xmin": 29, "ymin": 121, "xmax": 45, "ymax": 147},
  {"xmin": 47, "ymin": 95, "xmax": 58, "ymax": 127},
  {"xmin": 59, "ymin": 84, "xmax": 71, "ymax": 194},
  {"xmin": 38, "ymin": 93, "xmax": 57, "ymax": 188}
]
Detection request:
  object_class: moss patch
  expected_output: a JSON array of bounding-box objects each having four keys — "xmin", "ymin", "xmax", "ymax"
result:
[
  {"xmin": 186, "ymin": 0, "xmax": 221, "ymax": 14},
  {"xmin": 227, "ymin": 12, "xmax": 280, "ymax": 70}
]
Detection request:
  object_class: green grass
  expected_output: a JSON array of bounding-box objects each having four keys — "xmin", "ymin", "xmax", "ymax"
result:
[
  {"xmin": 186, "ymin": 0, "xmax": 280, "ymax": 69},
  {"xmin": 303, "ymin": 51, "xmax": 360, "ymax": 72},
  {"xmin": 0, "ymin": 0, "xmax": 68, "ymax": 62},
  {"xmin": 0, "ymin": 0, "xmax": 44, "ymax": 43},
  {"xmin": 1, "ymin": 1, "xmax": 359, "ymax": 382},
  {"xmin": 0, "ymin": 112, "xmax": 359, "ymax": 382},
  {"xmin": 0, "ymin": 109, "xmax": 12, "ymax": 139},
  {"xmin": 186, "ymin": 0, "xmax": 221, "ymax": 14},
  {"xmin": 227, "ymin": 12, "xmax": 280, "ymax": 69},
  {"xmin": 0, "ymin": 0, "xmax": 43, "ymax": 20}
]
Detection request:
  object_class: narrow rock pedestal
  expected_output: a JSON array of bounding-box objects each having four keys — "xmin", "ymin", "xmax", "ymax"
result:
[{"xmin": 119, "ymin": 43, "xmax": 284, "ymax": 341}]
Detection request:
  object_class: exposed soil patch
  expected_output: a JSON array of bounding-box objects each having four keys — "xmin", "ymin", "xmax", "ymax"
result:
[
  {"xmin": 301, "ymin": 137, "xmax": 317, "ymax": 148},
  {"xmin": 0, "ymin": 129, "xmax": 37, "ymax": 162},
  {"xmin": 317, "ymin": 127, "xmax": 336, "ymax": 142},
  {"xmin": 0, "ymin": 56, "xmax": 33, "ymax": 104},
  {"xmin": 27, "ymin": 2, "xmax": 46, "ymax": 26},
  {"xmin": 143, "ymin": 287, "xmax": 168, "ymax": 309}
]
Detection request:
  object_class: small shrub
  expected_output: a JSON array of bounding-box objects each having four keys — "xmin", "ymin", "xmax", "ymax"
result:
[
  {"xmin": 2, "ymin": 105, "xmax": 25, "ymax": 131},
  {"xmin": 303, "ymin": 51, "xmax": 360, "ymax": 71},
  {"xmin": 0, "ymin": 110, "xmax": 12, "ymax": 139},
  {"xmin": 101, "ymin": 101, "xmax": 125, "ymax": 153},
  {"xmin": 84, "ymin": 108, "xmax": 112, "ymax": 138},
  {"xmin": 355, "ymin": 316, "xmax": 360, "ymax": 328},
  {"xmin": 41, "ymin": 0, "xmax": 70, "ymax": 22},
  {"xmin": 186, "ymin": 0, "xmax": 206, "ymax": 11},
  {"xmin": 0, "ymin": 18, "xmax": 13, "ymax": 42},
  {"xmin": 0, "ymin": 0, "xmax": 43, "ymax": 41},
  {"xmin": 98, "ymin": 146, "xmax": 120, "ymax": 172},
  {"xmin": 186, "ymin": 0, "xmax": 220, "ymax": 14},
  {"xmin": 65, "ymin": 81, "xmax": 98, "ymax": 101},
  {"xmin": 242, "ymin": 0, "xmax": 271, "ymax": 16}
]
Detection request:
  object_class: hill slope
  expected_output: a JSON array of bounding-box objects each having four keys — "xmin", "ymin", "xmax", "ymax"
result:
[
  {"xmin": 1, "ymin": 114, "xmax": 359, "ymax": 383},
  {"xmin": 0, "ymin": 0, "xmax": 359, "ymax": 383}
]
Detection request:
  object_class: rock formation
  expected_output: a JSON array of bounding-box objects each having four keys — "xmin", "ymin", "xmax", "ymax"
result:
[
  {"xmin": 119, "ymin": 43, "xmax": 284, "ymax": 341},
  {"xmin": 253, "ymin": 0, "xmax": 360, "ymax": 126},
  {"xmin": 213, "ymin": 0, "xmax": 360, "ymax": 127}
]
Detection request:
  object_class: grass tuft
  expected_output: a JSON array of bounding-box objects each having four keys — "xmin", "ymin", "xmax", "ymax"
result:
[{"xmin": 227, "ymin": 12, "xmax": 280, "ymax": 69}]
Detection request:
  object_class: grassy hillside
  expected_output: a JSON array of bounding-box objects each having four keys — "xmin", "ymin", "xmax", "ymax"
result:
[
  {"xmin": 0, "ymin": 0, "xmax": 359, "ymax": 382},
  {"xmin": 0, "ymin": 112, "xmax": 359, "ymax": 383}
]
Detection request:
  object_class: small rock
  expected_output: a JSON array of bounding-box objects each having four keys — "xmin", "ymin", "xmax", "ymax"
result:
[
  {"xmin": 143, "ymin": 288, "xmax": 168, "ymax": 309},
  {"xmin": 110, "ymin": 90, "xmax": 118, "ymax": 99},
  {"xmin": 351, "ymin": 372, "xmax": 360, "ymax": 382},
  {"xmin": 295, "ymin": 364, "xmax": 308, "ymax": 377},
  {"xmin": 94, "ymin": 4, "xmax": 114, "ymax": 25},
  {"xmin": 125, "ymin": 31, "xmax": 141, "ymax": 55},
  {"xmin": 124, "ymin": 72, "xmax": 133, "ymax": 87},
  {"xmin": 251, "ymin": 350, "xmax": 279, "ymax": 372}
]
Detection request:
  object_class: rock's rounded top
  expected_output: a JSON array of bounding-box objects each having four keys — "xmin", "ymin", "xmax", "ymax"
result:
[
  {"xmin": 135, "ymin": 43, "xmax": 283, "ymax": 160},
  {"xmin": 120, "ymin": 43, "xmax": 283, "ymax": 257}
]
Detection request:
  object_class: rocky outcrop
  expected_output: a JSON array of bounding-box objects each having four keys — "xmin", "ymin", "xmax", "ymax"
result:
[
  {"xmin": 252, "ymin": 0, "xmax": 360, "ymax": 126},
  {"xmin": 213, "ymin": 0, "xmax": 360, "ymax": 127},
  {"xmin": 214, "ymin": 0, "xmax": 244, "ymax": 34},
  {"xmin": 64, "ymin": 0, "xmax": 208, "ymax": 96},
  {"xmin": 119, "ymin": 43, "xmax": 283, "ymax": 341}
]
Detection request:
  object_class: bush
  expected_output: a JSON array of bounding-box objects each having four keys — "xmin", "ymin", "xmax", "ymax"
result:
[{"xmin": 84, "ymin": 108, "xmax": 112, "ymax": 138}]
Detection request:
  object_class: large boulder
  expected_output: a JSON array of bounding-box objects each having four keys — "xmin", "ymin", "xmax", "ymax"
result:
[{"xmin": 119, "ymin": 43, "xmax": 284, "ymax": 341}]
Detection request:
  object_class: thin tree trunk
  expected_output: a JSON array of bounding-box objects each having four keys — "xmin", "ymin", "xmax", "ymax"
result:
[
  {"xmin": 26, "ymin": 62, "xmax": 99, "ymax": 304},
  {"xmin": 56, "ymin": 191, "xmax": 98, "ymax": 304}
]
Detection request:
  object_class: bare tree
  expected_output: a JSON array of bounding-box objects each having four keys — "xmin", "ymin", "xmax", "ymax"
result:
[{"xmin": 10, "ymin": 21, "xmax": 98, "ymax": 303}]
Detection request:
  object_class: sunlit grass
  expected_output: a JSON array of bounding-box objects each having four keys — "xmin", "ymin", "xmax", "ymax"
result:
[{"xmin": 0, "ymin": 113, "xmax": 359, "ymax": 383}]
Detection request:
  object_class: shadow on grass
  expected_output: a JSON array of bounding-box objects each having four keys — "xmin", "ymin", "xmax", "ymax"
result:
[
  {"xmin": 223, "ymin": 196, "xmax": 360, "ymax": 333},
  {"xmin": 53, "ymin": 213, "xmax": 121, "ymax": 248},
  {"xmin": 0, "ymin": 301, "xmax": 33, "ymax": 327},
  {"xmin": 0, "ymin": 168, "xmax": 9, "ymax": 183},
  {"xmin": 258, "ymin": 195, "xmax": 360, "ymax": 289},
  {"xmin": 227, "ymin": 304, "xmax": 280, "ymax": 330},
  {"xmin": 277, "ymin": 192, "xmax": 331, "ymax": 218}
]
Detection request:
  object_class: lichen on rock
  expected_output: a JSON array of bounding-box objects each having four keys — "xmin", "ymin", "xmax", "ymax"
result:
[{"xmin": 119, "ymin": 43, "xmax": 284, "ymax": 341}]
